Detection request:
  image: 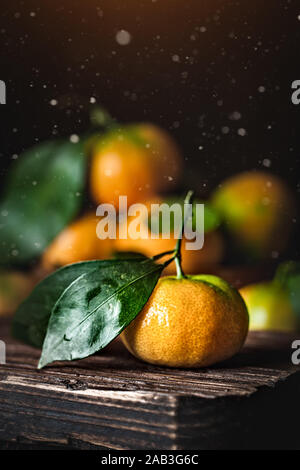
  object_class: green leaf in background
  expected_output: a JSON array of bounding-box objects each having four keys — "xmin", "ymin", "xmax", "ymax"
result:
[
  {"xmin": 38, "ymin": 258, "xmax": 164, "ymax": 368},
  {"xmin": 275, "ymin": 261, "xmax": 300, "ymax": 316},
  {"xmin": 0, "ymin": 140, "xmax": 86, "ymax": 266},
  {"xmin": 12, "ymin": 260, "xmax": 107, "ymax": 348}
]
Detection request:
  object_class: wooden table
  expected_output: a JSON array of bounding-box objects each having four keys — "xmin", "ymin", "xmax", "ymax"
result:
[{"xmin": 0, "ymin": 318, "xmax": 299, "ymax": 450}]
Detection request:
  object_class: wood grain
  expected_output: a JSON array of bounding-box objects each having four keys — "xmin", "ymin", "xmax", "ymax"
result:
[{"xmin": 0, "ymin": 318, "xmax": 299, "ymax": 450}]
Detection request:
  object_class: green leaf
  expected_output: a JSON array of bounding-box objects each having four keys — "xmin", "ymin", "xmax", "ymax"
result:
[
  {"xmin": 38, "ymin": 258, "xmax": 164, "ymax": 368},
  {"xmin": 275, "ymin": 261, "xmax": 300, "ymax": 315},
  {"xmin": 112, "ymin": 251, "xmax": 149, "ymax": 260},
  {"xmin": 0, "ymin": 140, "xmax": 86, "ymax": 266},
  {"xmin": 12, "ymin": 260, "xmax": 106, "ymax": 348}
]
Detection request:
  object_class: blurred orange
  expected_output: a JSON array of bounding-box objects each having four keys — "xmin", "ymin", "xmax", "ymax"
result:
[
  {"xmin": 212, "ymin": 171, "xmax": 297, "ymax": 260},
  {"xmin": 90, "ymin": 124, "xmax": 182, "ymax": 209},
  {"xmin": 0, "ymin": 271, "xmax": 34, "ymax": 316},
  {"xmin": 42, "ymin": 212, "xmax": 114, "ymax": 270}
]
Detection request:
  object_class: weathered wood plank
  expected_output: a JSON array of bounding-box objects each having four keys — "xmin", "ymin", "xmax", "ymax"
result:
[{"xmin": 0, "ymin": 318, "xmax": 299, "ymax": 449}]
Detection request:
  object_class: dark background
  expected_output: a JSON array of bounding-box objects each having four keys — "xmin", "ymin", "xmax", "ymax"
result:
[{"xmin": 0, "ymin": 0, "xmax": 299, "ymax": 200}]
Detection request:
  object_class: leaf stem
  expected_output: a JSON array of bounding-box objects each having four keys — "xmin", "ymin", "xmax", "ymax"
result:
[
  {"xmin": 90, "ymin": 105, "xmax": 116, "ymax": 130},
  {"xmin": 174, "ymin": 190, "xmax": 195, "ymax": 279},
  {"xmin": 151, "ymin": 250, "xmax": 176, "ymax": 261}
]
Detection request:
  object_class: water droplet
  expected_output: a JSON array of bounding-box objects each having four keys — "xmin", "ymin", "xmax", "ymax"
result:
[
  {"xmin": 116, "ymin": 30, "xmax": 132, "ymax": 46},
  {"xmin": 262, "ymin": 158, "xmax": 271, "ymax": 168},
  {"xmin": 70, "ymin": 134, "xmax": 79, "ymax": 143},
  {"xmin": 229, "ymin": 111, "xmax": 242, "ymax": 121},
  {"xmin": 237, "ymin": 128, "xmax": 247, "ymax": 136}
]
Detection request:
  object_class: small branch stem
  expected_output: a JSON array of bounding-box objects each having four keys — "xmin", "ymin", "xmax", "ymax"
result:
[
  {"xmin": 175, "ymin": 256, "xmax": 184, "ymax": 279},
  {"xmin": 174, "ymin": 190, "xmax": 195, "ymax": 279}
]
